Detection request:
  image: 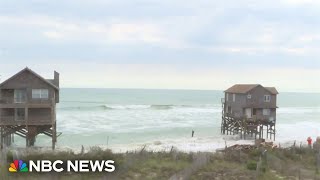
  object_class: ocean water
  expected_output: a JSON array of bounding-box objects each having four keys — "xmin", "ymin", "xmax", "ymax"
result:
[{"xmin": 13, "ymin": 89, "xmax": 320, "ymax": 152}]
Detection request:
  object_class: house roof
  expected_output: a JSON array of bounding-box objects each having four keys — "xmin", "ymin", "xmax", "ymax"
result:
[
  {"xmin": 46, "ymin": 79, "xmax": 57, "ymax": 87},
  {"xmin": 0, "ymin": 67, "xmax": 59, "ymax": 90},
  {"xmin": 225, "ymin": 84, "xmax": 260, "ymax": 94},
  {"xmin": 265, "ymin": 87, "xmax": 279, "ymax": 95},
  {"xmin": 225, "ymin": 84, "xmax": 278, "ymax": 95}
]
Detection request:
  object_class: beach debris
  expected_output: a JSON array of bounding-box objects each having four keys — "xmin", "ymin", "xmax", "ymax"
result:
[
  {"xmin": 255, "ymin": 139, "xmax": 265, "ymax": 146},
  {"xmin": 153, "ymin": 141, "xmax": 162, "ymax": 145},
  {"xmin": 255, "ymin": 139, "xmax": 276, "ymax": 148},
  {"xmin": 225, "ymin": 144, "xmax": 256, "ymax": 151},
  {"xmin": 222, "ymin": 141, "xmax": 277, "ymax": 152}
]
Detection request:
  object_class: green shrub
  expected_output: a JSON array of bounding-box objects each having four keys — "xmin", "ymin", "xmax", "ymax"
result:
[
  {"xmin": 6, "ymin": 150, "xmax": 13, "ymax": 162},
  {"xmin": 247, "ymin": 160, "xmax": 257, "ymax": 170},
  {"xmin": 248, "ymin": 148, "xmax": 261, "ymax": 158}
]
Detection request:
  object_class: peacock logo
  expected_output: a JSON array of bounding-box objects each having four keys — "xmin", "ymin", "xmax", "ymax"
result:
[{"xmin": 9, "ymin": 160, "xmax": 29, "ymax": 172}]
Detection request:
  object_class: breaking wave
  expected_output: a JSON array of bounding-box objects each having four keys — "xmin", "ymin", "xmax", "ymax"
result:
[
  {"xmin": 150, "ymin": 105, "xmax": 173, "ymax": 110},
  {"xmin": 58, "ymin": 104, "xmax": 216, "ymax": 111}
]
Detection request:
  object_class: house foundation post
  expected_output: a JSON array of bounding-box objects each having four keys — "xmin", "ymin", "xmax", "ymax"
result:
[{"xmin": 0, "ymin": 127, "xmax": 3, "ymax": 149}]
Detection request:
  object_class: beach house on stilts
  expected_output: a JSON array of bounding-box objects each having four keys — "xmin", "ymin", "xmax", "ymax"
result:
[
  {"xmin": 221, "ymin": 84, "xmax": 278, "ymax": 140},
  {"xmin": 0, "ymin": 67, "xmax": 59, "ymax": 149}
]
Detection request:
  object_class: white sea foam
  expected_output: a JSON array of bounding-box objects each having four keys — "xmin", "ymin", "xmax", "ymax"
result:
[
  {"xmin": 105, "ymin": 136, "xmax": 254, "ymax": 153},
  {"xmin": 9, "ymin": 89, "xmax": 320, "ymax": 152},
  {"xmin": 278, "ymin": 107, "xmax": 320, "ymax": 114}
]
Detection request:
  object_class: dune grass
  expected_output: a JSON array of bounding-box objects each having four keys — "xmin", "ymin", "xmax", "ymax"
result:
[
  {"xmin": 190, "ymin": 146, "xmax": 320, "ymax": 180},
  {"xmin": 0, "ymin": 145, "xmax": 319, "ymax": 180},
  {"xmin": 1, "ymin": 147, "xmax": 192, "ymax": 180}
]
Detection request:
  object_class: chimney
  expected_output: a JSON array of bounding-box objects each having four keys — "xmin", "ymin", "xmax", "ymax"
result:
[{"xmin": 54, "ymin": 71, "xmax": 59, "ymax": 87}]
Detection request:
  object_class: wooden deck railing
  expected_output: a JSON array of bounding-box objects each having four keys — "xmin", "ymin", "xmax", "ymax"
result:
[
  {"xmin": 221, "ymin": 98, "xmax": 225, "ymax": 103},
  {"xmin": 0, "ymin": 98, "xmax": 52, "ymax": 104},
  {"xmin": 0, "ymin": 116, "xmax": 15, "ymax": 121},
  {"xmin": 0, "ymin": 115, "xmax": 52, "ymax": 124},
  {"xmin": 0, "ymin": 97, "xmax": 15, "ymax": 104}
]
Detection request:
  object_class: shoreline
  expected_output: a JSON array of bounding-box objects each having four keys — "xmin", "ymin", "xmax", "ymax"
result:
[{"xmin": 5, "ymin": 136, "xmax": 308, "ymax": 155}]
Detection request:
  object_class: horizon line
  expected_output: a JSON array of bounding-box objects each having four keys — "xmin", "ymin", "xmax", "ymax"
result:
[{"xmin": 59, "ymin": 87, "xmax": 320, "ymax": 94}]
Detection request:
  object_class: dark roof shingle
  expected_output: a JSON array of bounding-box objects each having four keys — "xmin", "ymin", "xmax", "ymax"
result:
[
  {"xmin": 225, "ymin": 84, "xmax": 278, "ymax": 95},
  {"xmin": 0, "ymin": 67, "xmax": 59, "ymax": 90},
  {"xmin": 225, "ymin": 84, "xmax": 260, "ymax": 94},
  {"xmin": 265, "ymin": 87, "xmax": 279, "ymax": 94}
]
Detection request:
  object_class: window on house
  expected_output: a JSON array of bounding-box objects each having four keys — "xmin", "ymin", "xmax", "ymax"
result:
[
  {"xmin": 263, "ymin": 109, "xmax": 271, "ymax": 116},
  {"xmin": 264, "ymin": 95, "xmax": 271, "ymax": 102},
  {"xmin": 14, "ymin": 89, "xmax": 27, "ymax": 103},
  {"xmin": 233, "ymin": 94, "xmax": 236, "ymax": 102},
  {"xmin": 247, "ymin": 94, "xmax": 251, "ymax": 99},
  {"xmin": 32, "ymin": 89, "xmax": 49, "ymax": 99},
  {"xmin": 226, "ymin": 93, "xmax": 229, "ymax": 101},
  {"xmin": 253, "ymin": 108, "xmax": 257, "ymax": 115}
]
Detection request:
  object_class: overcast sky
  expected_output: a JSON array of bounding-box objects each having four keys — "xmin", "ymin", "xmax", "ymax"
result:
[{"xmin": 0, "ymin": 0, "xmax": 320, "ymax": 92}]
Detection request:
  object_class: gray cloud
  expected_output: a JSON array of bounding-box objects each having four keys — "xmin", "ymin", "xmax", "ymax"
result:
[{"xmin": 0, "ymin": 0, "xmax": 320, "ymax": 69}]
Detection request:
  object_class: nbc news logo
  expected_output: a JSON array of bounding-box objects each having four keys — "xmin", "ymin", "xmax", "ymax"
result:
[
  {"xmin": 9, "ymin": 159, "xmax": 115, "ymax": 173},
  {"xmin": 9, "ymin": 160, "xmax": 28, "ymax": 172}
]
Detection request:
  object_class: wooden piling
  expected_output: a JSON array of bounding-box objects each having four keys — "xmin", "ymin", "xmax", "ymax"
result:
[{"xmin": 221, "ymin": 114, "xmax": 276, "ymax": 140}]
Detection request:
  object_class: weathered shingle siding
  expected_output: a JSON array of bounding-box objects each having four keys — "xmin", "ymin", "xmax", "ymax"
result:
[
  {"xmin": 253, "ymin": 108, "xmax": 276, "ymax": 120},
  {"xmin": 247, "ymin": 86, "xmax": 277, "ymax": 108},
  {"xmin": 28, "ymin": 108, "xmax": 52, "ymax": 124},
  {"xmin": 224, "ymin": 85, "xmax": 277, "ymax": 120},
  {"xmin": 225, "ymin": 93, "xmax": 247, "ymax": 117},
  {"xmin": 0, "ymin": 70, "xmax": 57, "ymax": 103}
]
